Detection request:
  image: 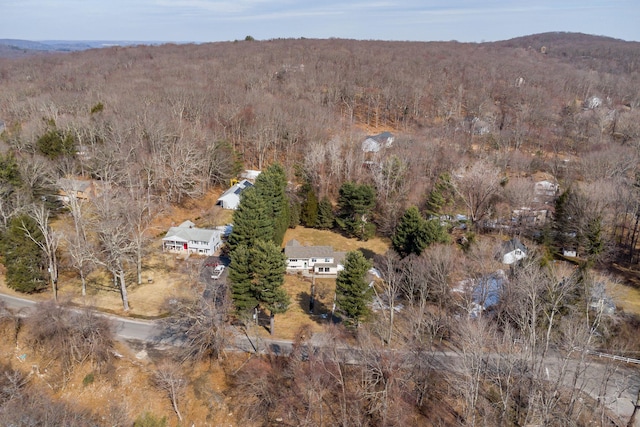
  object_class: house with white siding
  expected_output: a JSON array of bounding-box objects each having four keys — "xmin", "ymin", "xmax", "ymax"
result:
[
  {"xmin": 498, "ymin": 237, "xmax": 528, "ymax": 265},
  {"xmin": 162, "ymin": 220, "xmax": 223, "ymax": 255},
  {"xmin": 284, "ymin": 239, "xmax": 346, "ymax": 275},
  {"xmin": 216, "ymin": 179, "xmax": 254, "ymax": 210}
]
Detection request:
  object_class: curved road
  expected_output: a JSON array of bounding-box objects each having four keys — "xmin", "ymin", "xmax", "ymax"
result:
[
  {"xmin": 0, "ymin": 293, "xmax": 158, "ymax": 341},
  {"xmin": 1, "ymin": 293, "xmax": 638, "ymax": 423}
]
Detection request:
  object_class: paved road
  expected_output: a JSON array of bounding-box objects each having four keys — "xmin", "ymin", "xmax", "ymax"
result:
[
  {"xmin": 0, "ymin": 293, "xmax": 36, "ymax": 312},
  {"xmin": 0, "ymin": 293, "xmax": 159, "ymax": 341},
  {"xmin": 2, "ymin": 292, "xmax": 638, "ymax": 424}
]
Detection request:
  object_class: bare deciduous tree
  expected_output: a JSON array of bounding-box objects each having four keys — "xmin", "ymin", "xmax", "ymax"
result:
[
  {"xmin": 153, "ymin": 361, "xmax": 187, "ymax": 422},
  {"xmin": 376, "ymin": 250, "xmax": 404, "ymax": 346},
  {"xmin": 160, "ymin": 289, "xmax": 232, "ymax": 364},
  {"xmin": 21, "ymin": 203, "xmax": 60, "ymax": 300},
  {"xmin": 91, "ymin": 190, "xmax": 135, "ymax": 311},
  {"xmin": 452, "ymin": 159, "xmax": 502, "ymax": 229},
  {"xmin": 26, "ymin": 301, "xmax": 114, "ymax": 383}
]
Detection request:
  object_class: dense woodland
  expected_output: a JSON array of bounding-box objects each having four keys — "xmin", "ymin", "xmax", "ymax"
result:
[{"xmin": 1, "ymin": 32, "xmax": 640, "ymax": 426}]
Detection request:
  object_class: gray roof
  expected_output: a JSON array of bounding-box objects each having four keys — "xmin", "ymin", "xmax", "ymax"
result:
[
  {"xmin": 362, "ymin": 132, "xmax": 394, "ymax": 152},
  {"xmin": 367, "ymin": 131, "xmax": 393, "ymax": 142},
  {"xmin": 219, "ymin": 179, "xmax": 253, "ymax": 200},
  {"xmin": 163, "ymin": 223, "xmax": 220, "ymax": 243},
  {"xmin": 58, "ymin": 178, "xmax": 92, "ymax": 193},
  {"xmin": 500, "ymin": 238, "xmax": 527, "ymax": 254},
  {"xmin": 284, "ymin": 239, "xmax": 335, "ymax": 259}
]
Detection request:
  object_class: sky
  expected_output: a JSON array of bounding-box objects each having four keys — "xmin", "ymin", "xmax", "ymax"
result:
[{"xmin": 2, "ymin": 0, "xmax": 639, "ymax": 43}]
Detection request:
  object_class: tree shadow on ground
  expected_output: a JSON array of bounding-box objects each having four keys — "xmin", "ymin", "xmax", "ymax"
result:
[
  {"xmin": 297, "ymin": 291, "xmax": 335, "ymax": 325},
  {"xmin": 86, "ymin": 276, "xmax": 119, "ymax": 294},
  {"xmin": 358, "ymin": 247, "xmax": 377, "ymax": 260}
]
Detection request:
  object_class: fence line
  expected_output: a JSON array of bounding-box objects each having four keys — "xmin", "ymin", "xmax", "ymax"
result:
[{"xmin": 586, "ymin": 350, "xmax": 640, "ymax": 365}]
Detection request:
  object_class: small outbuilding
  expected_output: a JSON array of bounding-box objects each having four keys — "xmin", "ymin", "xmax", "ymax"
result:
[{"xmin": 216, "ymin": 179, "xmax": 254, "ymax": 210}]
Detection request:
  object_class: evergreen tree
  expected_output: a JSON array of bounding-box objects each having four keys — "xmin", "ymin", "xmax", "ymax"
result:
[
  {"xmin": 250, "ymin": 239, "xmax": 289, "ymax": 335},
  {"xmin": 289, "ymin": 198, "xmax": 301, "ymax": 228},
  {"xmin": 0, "ymin": 152, "xmax": 24, "ymax": 231},
  {"xmin": 336, "ymin": 182, "xmax": 376, "ymax": 240},
  {"xmin": 227, "ymin": 187, "xmax": 272, "ymax": 251},
  {"xmin": 392, "ymin": 206, "xmax": 449, "ymax": 257},
  {"xmin": 316, "ymin": 197, "xmax": 334, "ymax": 229},
  {"xmin": 254, "ymin": 164, "xmax": 289, "ymax": 245},
  {"xmin": 585, "ymin": 216, "xmax": 604, "ymax": 259},
  {"xmin": 0, "ymin": 152, "xmax": 22, "ymax": 187},
  {"xmin": 299, "ymin": 183, "xmax": 319, "ymax": 228},
  {"xmin": 228, "ymin": 245, "xmax": 257, "ymax": 311},
  {"xmin": 393, "ymin": 206, "xmax": 427, "ymax": 257},
  {"xmin": 335, "ymin": 251, "xmax": 373, "ymax": 327},
  {"xmin": 36, "ymin": 126, "xmax": 76, "ymax": 160},
  {"xmin": 0, "ymin": 215, "xmax": 46, "ymax": 293},
  {"xmin": 424, "ymin": 218, "xmax": 450, "ymax": 245},
  {"xmin": 425, "ymin": 173, "xmax": 454, "ymax": 216},
  {"xmin": 552, "ymin": 188, "xmax": 580, "ymax": 253}
]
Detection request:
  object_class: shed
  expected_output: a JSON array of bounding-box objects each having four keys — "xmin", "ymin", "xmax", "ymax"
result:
[{"xmin": 216, "ymin": 179, "xmax": 253, "ymax": 210}]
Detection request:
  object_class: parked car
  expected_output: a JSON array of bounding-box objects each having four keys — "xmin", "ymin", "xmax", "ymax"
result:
[{"xmin": 211, "ymin": 265, "xmax": 225, "ymax": 279}]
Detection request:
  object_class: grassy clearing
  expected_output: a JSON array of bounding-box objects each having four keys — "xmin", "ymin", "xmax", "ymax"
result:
[
  {"xmin": 248, "ymin": 227, "xmax": 391, "ymax": 340},
  {"xmin": 1, "ymin": 200, "xmax": 390, "ymax": 326},
  {"xmin": 248, "ymin": 274, "xmax": 335, "ymax": 341},
  {"xmin": 282, "ymin": 226, "xmax": 391, "ymax": 256},
  {"xmin": 609, "ymin": 264, "xmax": 640, "ymax": 315}
]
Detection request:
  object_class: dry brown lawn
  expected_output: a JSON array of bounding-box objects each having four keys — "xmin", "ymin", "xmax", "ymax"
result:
[
  {"xmin": 0, "ymin": 195, "xmax": 391, "ymax": 327},
  {"xmin": 249, "ymin": 274, "xmax": 339, "ymax": 341},
  {"xmin": 244, "ymin": 227, "xmax": 392, "ymax": 340},
  {"xmin": 282, "ymin": 226, "xmax": 391, "ymax": 254},
  {"xmin": 609, "ymin": 264, "xmax": 640, "ymax": 315}
]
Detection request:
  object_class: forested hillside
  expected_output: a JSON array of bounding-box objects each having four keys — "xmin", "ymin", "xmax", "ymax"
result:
[{"xmin": 1, "ymin": 33, "xmax": 640, "ymax": 426}]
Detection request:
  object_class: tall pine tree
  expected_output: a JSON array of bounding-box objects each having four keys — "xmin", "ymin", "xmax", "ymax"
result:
[
  {"xmin": 228, "ymin": 187, "xmax": 272, "ymax": 252},
  {"xmin": 336, "ymin": 182, "xmax": 376, "ymax": 240},
  {"xmin": 425, "ymin": 173, "xmax": 454, "ymax": 216},
  {"xmin": 250, "ymin": 239, "xmax": 289, "ymax": 335},
  {"xmin": 0, "ymin": 215, "xmax": 47, "ymax": 293},
  {"xmin": 316, "ymin": 197, "xmax": 334, "ymax": 229},
  {"xmin": 299, "ymin": 183, "xmax": 319, "ymax": 228},
  {"xmin": 335, "ymin": 251, "xmax": 373, "ymax": 327},
  {"xmin": 228, "ymin": 245, "xmax": 257, "ymax": 311},
  {"xmin": 392, "ymin": 206, "xmax": 448, "ymax": 257},
  {"xmin": 254, "ymin": 164, "xmax": 290, "ymax": 245}
]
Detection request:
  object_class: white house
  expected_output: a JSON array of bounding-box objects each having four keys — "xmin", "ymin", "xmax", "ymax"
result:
[
  {"xmin": 534, "ymin": 180, "xmax": 559, "ymax": 198},
  {"xmin": 498, "ymin": 238, "xmax": 528, "ymax": 265},
  {"xmin": 362, "ymin": 132, "xmax": 394, "ymax": 153},
  {"xmin": 240, "ymin": 170, "xmax": 261, "ymax": 182},
  {"xmin": 216, "ymin": 179, "xmax": 254, "ymax": 210},
  {"xmin": 284, "ymin": 239, "xmax": 346, "ymax": 275},
  {"xmin": 162, "ymin": 220, "xmax": 223, "ymax": 255}
]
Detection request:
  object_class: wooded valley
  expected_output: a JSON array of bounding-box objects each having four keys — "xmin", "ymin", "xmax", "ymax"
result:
[{"xmin": 1, "ymin": 32, "xmax": 640, "ymax": 426}]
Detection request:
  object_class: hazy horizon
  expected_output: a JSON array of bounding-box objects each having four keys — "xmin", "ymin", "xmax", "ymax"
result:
[{"xmin": 3, "ymin": 1, "xmax": 638, "ymax": 44}]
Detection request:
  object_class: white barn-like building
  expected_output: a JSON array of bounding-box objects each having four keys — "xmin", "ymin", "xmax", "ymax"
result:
[{"xmin": 216, "ymin": 179, "xmax": 254, "ymax": 210}]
